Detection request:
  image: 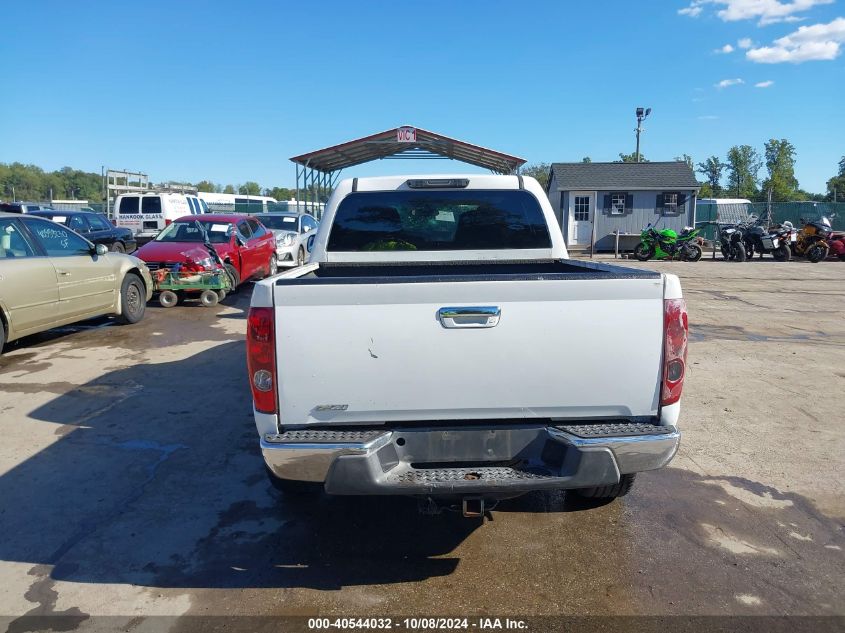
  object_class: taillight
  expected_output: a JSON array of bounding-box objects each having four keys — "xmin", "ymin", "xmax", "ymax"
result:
[
  {"xmin": 247, "ymin": 307, "xmax": 277, "ymax": 414},
  {"xmin": 661, "ymin": 298, "xmax": 688, "ymax": 407},
  {"xmin": 165, "ymin": 219, "xmax": 172, "ymax": 226}
]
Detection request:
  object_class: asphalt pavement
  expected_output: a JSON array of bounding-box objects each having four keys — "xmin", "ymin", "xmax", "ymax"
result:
[{"xmin": 0, "ymin": 258, "xmax": 842, "ymax": 631}]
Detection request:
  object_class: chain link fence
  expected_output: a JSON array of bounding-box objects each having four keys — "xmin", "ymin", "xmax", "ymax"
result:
[{"xmin": 696, "ymin": 201, "xmax": 845, "ymax": 241}]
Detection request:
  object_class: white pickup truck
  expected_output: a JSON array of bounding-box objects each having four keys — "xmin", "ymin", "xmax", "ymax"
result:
[{"xmin": 248, "ymin": 175, "xmax": 687, "ymax": 515}]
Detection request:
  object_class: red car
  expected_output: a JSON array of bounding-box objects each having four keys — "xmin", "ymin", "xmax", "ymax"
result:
[
  {"xmin": 829, "ymin": 231, "xmax": 845, "ymax": 261},
  {"xmin": 136, "ymin": 215, "xmax": 278, "ymax": 287}
]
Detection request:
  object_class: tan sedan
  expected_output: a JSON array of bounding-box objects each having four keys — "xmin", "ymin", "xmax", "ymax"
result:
[{"xmin": 0, "ymin": 211, "xmax": 153, "ymax": 352}]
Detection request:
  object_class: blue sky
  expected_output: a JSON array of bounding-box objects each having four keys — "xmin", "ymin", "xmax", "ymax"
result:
[{"xmin": 1, "ymin": 0, "xmax": 842, "ymax": 192}]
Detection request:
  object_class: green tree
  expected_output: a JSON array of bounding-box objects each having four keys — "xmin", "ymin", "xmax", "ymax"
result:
[
  {"xmin": 675, "ymin": 154, "xmax": 694, "ymax": 169},
  {"xmin": 826, "ymin": 155, "xmax": 845, "ymax": 202},
  {"xmin": 223, "ymin": 184, "xmax": 235, "ymax": 194},
  {"xmin": 266, "ymin": 187, "xmax": 295, "ymax": 201},
  {"xmin": 0, "ymin": 162, "xmax": 105, "ymax": 202},
  {"xmin": 762, "ymin": 139, "xmax": 798, "ymax": 202},
  {"xmin": 696, "ymin": 156, "xmax": 725, "ymax": 196},
  {"xmin": 698, "ymin": 182, "xmax": 715, "ymax": 198},
  {"xmin": 238, "ymin": 181, "xmax": 261, "ymax": 196},
  {"xmin": 725, "ymin": 145, "xmax": 761, "ymax": 199},
  {"xmin": 521, "ymin": 163, "xmax": 551, "ymax": 190},
  {"xmin": 195, "ymin": 180, "xmax": 217, "ymax": 193},
  {"xmin": 618, "ymin": 152, "xmax": 648, "ymax": 163},
  {"xmin": 581, "ymin": 157, "xmax": 592, "ymax": 163}
]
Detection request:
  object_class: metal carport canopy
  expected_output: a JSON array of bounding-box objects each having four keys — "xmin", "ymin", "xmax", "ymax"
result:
[{"xmin": 290, "ymin": 125, "xmax": 526, "ymax": 175}]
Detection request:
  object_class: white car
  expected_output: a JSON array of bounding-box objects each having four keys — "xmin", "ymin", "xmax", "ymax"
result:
[{"xmin": 253, "ymin": 212, "xmax": 319, "ymax": 267}]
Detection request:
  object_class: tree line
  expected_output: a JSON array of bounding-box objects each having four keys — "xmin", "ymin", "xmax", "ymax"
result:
[
  {"xmin": 193, "ymin": 180, "xmax": 298, "ymax": 201},
  {"xmin": 5, "ymin": 151, "xmax": 842, "ymax": 205},
  {"xmin": 0, "ymin": 163, "xmax": 106, "ymax": 203},
  {"xmin": 694, "ymin": 139, "xmax": 825, "ymax": 202},
  {"xmin": 0, "ymin": 163, "xmax": 300, "ymax": 203},
  {"xmin": 522, "ymin": 144, "xmax": 841, "ymax": 203}
]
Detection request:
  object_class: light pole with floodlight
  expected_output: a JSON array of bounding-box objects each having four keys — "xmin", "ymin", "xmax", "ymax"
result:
[{"xmin": 635, "ymin": 107, "xmax": 652, "ymax": 163}]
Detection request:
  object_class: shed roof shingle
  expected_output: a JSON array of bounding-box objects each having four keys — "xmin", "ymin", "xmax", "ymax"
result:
[{"xmin": 549, "ymin": 161, "xmax": 700, "ymax": 191}]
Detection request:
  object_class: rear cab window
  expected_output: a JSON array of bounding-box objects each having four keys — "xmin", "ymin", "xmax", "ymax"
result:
[{"xmin": 326, "ymin": 190, "xmax": 551, "ymax": 252}]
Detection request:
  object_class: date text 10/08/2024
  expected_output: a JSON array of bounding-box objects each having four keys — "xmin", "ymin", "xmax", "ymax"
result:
[{"xmin": 307, "ymin": 618, "xmax": 529, "ymax": 630}]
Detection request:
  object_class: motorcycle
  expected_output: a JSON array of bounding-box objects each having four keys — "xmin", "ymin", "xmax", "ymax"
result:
[
  {"xmin": 709, "ymin": 221, "xmax": 748, "ymax": 262},
  {"xmin": 792, "ymin": 216, "xmax": 832, "ymax": 263},
  {"xmin": 634, "ymin": 224, "xmax": 703, "ymax": 262},
  {"xmin": 743, "ymin": 221, "xmax": 794, "ymax": 261}
]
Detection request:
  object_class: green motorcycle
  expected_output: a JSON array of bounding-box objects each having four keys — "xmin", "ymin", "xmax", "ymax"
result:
[{"xmin": 634, "ymin": 225, "xmax": 703, "ymax": 262}]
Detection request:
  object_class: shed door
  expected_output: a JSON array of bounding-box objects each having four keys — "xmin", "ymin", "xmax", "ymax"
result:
[{"xmin": 569, "ymin": 192, "xmax": 594, "ymax": 245}]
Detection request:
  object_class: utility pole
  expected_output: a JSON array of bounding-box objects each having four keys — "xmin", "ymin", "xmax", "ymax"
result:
[{"xmin": 635, "ymin": 107, "xmax": 652, "ymax": 163}]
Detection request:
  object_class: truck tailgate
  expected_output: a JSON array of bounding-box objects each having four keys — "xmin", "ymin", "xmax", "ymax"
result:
[{"xmin": 273, "ymin": 275, "xmax": 665, "ymax": 425}]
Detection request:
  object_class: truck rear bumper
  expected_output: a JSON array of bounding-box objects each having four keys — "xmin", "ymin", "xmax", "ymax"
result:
[{"xmin": 261, "ymin": 423, "xmax": 680, "ymax": 496}]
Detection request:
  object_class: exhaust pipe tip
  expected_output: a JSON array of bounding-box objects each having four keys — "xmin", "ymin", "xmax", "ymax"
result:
[{"xmin": 462, "ymin": 496, "xmax": 485, "ymax": 518}]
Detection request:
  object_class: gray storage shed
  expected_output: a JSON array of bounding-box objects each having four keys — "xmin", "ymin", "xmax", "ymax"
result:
[{"xmin": 546, "ymin": 162, "xmax": 700, "ymax": 251}]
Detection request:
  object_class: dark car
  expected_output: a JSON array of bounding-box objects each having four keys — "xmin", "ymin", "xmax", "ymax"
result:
[
  {"xmin": 30, "ymin": 210, "xmax": 136, "ymax": 253},
  {"xmin": 0, "ymin": 202, "xmax": 50, "ymax": 214}
]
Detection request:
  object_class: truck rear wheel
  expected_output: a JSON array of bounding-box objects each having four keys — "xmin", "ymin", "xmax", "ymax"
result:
[
  {"xmin": 265, "ymin": 467, "xmax": 323, "ymax": 496},
  {"xmin": 572, "ymin": 474, "xmax": 636, "ymax": 500}
]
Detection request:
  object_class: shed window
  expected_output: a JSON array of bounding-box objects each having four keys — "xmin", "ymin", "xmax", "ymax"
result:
[
  {"xmin": 610, "ymin": 193, "xmax": 626, "ymax": 215},
  {"xmin": 663, "ymin": 192, "xmax": 679, "ymax": 210}
]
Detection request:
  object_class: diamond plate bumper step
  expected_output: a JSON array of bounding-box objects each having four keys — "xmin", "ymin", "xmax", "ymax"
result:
[
  {"xmin": 265, "ymin": 429, "xmax": 388, "ymax": 444},
  {"xmin": 555, "ymin": 422, "xmax": 677, "ymax": 439},
  {"xmin": 391, "ymin": 466, "xmax": 556, "ymax": 485}
]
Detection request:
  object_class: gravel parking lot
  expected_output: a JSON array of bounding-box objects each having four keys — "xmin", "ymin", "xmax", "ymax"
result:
[{"xmin": 0, "ymin": 258, "xmax": 843, "ymax": 628}]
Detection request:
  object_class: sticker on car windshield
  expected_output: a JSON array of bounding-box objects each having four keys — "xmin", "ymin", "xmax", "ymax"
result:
[
  {"xmin": 281, "ymin": 217, "xmax": 296, "ymax": 223},
  {"xmin": 209, "ymin": 224, "xmax": 230, "ymax": 233},
  {"xmin": 52, "ymin": 216, "xmax": 67, "ymax": 224}
]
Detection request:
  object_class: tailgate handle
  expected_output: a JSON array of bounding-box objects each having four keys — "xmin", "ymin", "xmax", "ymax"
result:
[{"xmin": 438, "ymin": 306, "xmax": 501, "ymax": 329}]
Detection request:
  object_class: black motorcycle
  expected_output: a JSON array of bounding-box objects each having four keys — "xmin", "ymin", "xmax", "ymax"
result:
[
  {"xmin": 709, "ymin": 222, "xmax": 748, "ymax": 262},
  {"xmin": 743, "ymin": 222, "xmax": 794, "ymax": 261}
]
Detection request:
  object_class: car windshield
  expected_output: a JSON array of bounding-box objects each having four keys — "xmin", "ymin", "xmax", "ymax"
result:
[
  {"xmin": 327, "ymin": 190, "xmax": 552, "ymax": 251},
  {"xmin": 259, "ymin": 215, "xmax": 298, "ymax": 231},
  {"xmin": 155, "ymin": 220, "xmax": 233, "ymax": 244}
]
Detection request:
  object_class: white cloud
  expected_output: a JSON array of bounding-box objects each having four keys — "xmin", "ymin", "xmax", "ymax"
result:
[
  {"xmin": 738, "ymin": 37, "xmax": 754, "ymax": 48},
  {"xmin": 755, "ymin": 80, "xmax": 775, "ymax": 87},
  {"xmin": 715, "ymin": 78, "xmax": 745, "ymax": 88},
  {"xmin": 679, "ymin": 4, "xmax": 704, "ymax": 16},
  {"xmin": 746, "ymin": 17, "xmax": 845, "ymax": 62},
  {"xmin": 715, "ymin": 43, "xmax": 736, "ymax": 53},
  {"xmin": 677, "ymin": 0, "xmax": 833, "ymax": 26}
]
